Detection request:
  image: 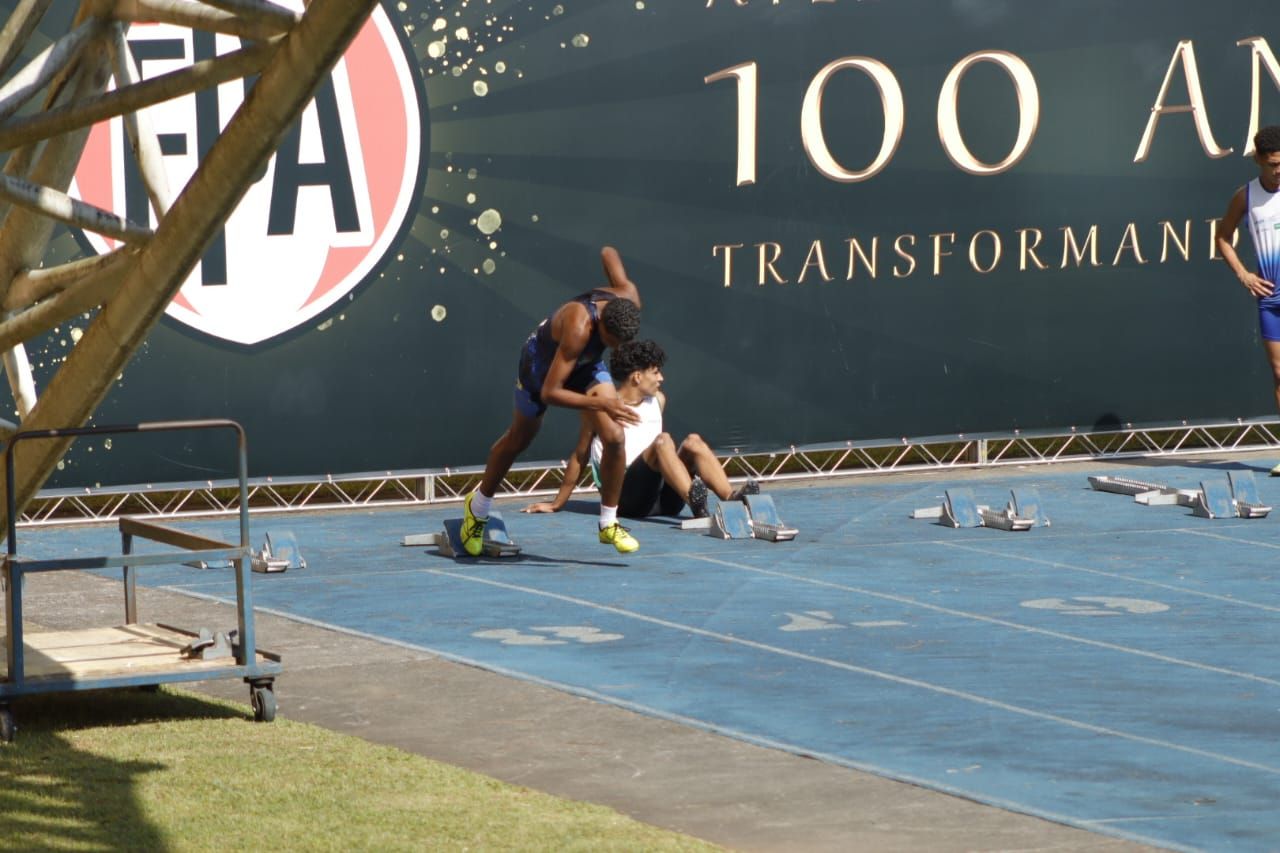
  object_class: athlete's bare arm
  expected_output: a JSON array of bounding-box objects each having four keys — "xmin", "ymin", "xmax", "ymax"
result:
[
  {"xmin": 540, "ymin": 303, "xmax": 639, "ymax": 423},
  {"xmin": 1218, "ymin": 188, "xmax": 1274, "ymax": 298},
  {"xmin": 523, "ymin": 415, "xmax": 595, "ymax": 513},
  {"xmin": 601, "ymin": 246, "xmax": 641, "ymax": 308}
]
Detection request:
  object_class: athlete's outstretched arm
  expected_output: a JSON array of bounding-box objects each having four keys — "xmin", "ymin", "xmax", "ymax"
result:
[
  {"xmin": 523, "ymin": 414, "xmax": 595, "ymax": 513},
  {"xmin": 601, "ymin": 246, "xmax": 641, "ymax": 307},
  {"xmin": 1218, "ymin": 188, "xmax": 1274, "ymax": 298}
]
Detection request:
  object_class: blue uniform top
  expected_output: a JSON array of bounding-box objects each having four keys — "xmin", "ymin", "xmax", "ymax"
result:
[{"xmin": 516, "ymin": 288, "xmax": 618, "ymax": 405}]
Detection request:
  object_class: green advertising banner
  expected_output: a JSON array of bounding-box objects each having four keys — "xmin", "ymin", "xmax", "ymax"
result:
[{"xmin": 10, "ymin": 0, "xmax": 1280, "ymax": 483}]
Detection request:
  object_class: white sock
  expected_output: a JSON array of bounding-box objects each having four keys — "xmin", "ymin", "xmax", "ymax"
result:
[
  {"xmin": 471, "ymin": 491, "xmax": 492, "ymax": 519},
  {"xmin": 599, "ymin": 504, "xmax": 618, "ymax": 529}
]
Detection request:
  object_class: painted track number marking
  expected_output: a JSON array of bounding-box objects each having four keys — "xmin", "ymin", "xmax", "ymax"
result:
[{"xmin": 1020, "ymin": 597, "xmax": 1169, "ymax": 617}]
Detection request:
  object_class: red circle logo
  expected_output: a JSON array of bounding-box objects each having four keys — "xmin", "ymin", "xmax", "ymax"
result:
[{"xmin": 72, "ymin": 3, "xmax": 424, "ymax": 346}]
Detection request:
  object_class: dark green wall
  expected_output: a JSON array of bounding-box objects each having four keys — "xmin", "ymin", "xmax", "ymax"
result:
[{"xmin": 7, "ymin": 1, "xmax": 1280, "ymax": 484}]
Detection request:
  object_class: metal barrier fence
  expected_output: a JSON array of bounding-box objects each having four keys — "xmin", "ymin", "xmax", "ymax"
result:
[{"xmin": 15, "ymin": 418, "xmax": 1280, "ymax": 527}]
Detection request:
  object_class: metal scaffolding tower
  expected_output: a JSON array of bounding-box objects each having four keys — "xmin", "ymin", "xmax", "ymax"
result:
[{"xmin": 0, "ymin": 0, "xmax": 379, "ymax": 538}]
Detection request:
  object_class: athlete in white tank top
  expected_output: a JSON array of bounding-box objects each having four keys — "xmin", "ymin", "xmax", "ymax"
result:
[
  {"xmin": 589, "ymin": 395, "xmax": 662, "ymax": 471},
  {"xmin": 1244, "ymin": 178, "xmax": 1280, "ymax": 307},
  {"xmin": 1217, "ymin": 125, "xmax": 1280, "ymax": 473}
]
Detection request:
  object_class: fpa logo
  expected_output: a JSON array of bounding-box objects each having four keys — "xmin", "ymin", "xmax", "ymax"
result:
[{"xmin": 71, "ymin": 2, "xmax": 425, "ymax": 346}]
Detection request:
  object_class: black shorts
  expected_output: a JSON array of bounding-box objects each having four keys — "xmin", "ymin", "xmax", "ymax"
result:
[{"xmin": 617, "ymin": 457, "xmax": 685, "ymax": 519}]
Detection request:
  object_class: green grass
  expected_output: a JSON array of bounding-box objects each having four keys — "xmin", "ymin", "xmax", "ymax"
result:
[{"xmin": 0, "ymin": 688, "xmax": 720, "ymax": 852}]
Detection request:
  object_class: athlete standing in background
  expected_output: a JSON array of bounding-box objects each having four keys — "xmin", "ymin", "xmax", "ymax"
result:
[{"xmin": 1217, "ymin": 126, "xmax": 1280, "ymax": 473}]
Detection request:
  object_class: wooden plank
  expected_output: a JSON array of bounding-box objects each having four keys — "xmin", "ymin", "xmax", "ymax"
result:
[
  {"xmin": 119, "ymin": 516, "xmax": 235, "ymax": 551},
  {"xmin": 1, "ymin": 623, "xmax": 267, "ymax": 681}
]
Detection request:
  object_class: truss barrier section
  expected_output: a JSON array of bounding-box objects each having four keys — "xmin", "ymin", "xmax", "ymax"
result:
[{"xmin": 14, "ymin": 417, "xmax": 1280, "ymax": 528}]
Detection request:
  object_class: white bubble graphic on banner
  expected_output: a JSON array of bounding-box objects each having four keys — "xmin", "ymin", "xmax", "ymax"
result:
[{"xmin": 477, "ymin": 209, "xmax": 502, "ymax": 234}]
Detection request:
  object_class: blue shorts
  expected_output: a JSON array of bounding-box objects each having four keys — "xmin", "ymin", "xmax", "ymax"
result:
[
  {"xmin": 513, "ymin": 360, "xmax": 611, "ymax": 418},
  {"xmin": 1261, "ymin": 302, "xmax": 1280, "ymax": 342}
]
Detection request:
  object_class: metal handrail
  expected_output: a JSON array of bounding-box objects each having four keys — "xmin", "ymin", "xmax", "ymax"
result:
[{"xmin": 5, "ymin": 418, "xmax": 249, "ymax": 549}]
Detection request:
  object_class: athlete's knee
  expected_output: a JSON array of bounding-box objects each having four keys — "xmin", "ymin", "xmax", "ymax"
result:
[
  {"xmin": 651, "ymin": 432, "xmax": 674, "ymax": 451},
  {"xmin": 597, "ymin": 420, "xmax": 625, "ymax": 448},
  {"xmin": 680, "ymin": 433, "xmax": 708, "ymax": 454}
]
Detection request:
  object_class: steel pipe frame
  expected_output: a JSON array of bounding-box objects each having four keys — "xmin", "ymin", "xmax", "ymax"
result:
[
  {"xmin": 3, "ymin": 247, "xmax": 132, "ymax": 311},
  {"xmin": 0, "ymin": 12, "xmax": 111, "ymax": 418},
  {"xmin": 111, "ymin": 0, "xmax": 294, "ymax": 40},
  {"xmin": 0, "ymin": 16, "xmax": 101, "ymax": 123},
  {"xmin": 0, "ymin": 0, "xmax": 380, "ymax": 538},
  {"xmin": 0, "ymin": 1, "xmax": 53, "ymax": 81},
  {"xmin": 0, "ymin": 37, "xmax": 277, "ymax": 153}
]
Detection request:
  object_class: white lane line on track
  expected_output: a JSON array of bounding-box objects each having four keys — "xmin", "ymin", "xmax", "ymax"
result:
[
  {"xmin": 682, "ymin": 554, "xmax": 1280, "ymax": 687},
  {"xmin": 412, "ymin": 567, "xmax": 1280, "ymax": 776},
  {"xmin": 156, "ymin": 585, "xmax": 1197, "ymax": 853},
  {"xmin": 938, "ymin": 541, "xmax": 1280, "ymax": 614},
  {"xmin": 1175, "ymin": 528, "xmax": 1280, "ymax": 551}
]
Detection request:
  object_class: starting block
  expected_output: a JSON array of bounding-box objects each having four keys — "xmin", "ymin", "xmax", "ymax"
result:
[
  {"xmin": 1088, "ymin": 472, "xmax": 1271, "ymax": 519},
  {"xmin": 401, "ymin": 510, "xmax": 522, "ymax": 558},
  {"xmin": 682, "ymin": 492, "xmax": 799, "ymax": 542},
  {"xmin": 1011, "ymin": 487, "xmax": 1050, "ymax": 527},
  {"xmin": 252, "ymin": 529, "xmax": 306, "ymax": 573},
  {"xmin": 744, "ymin": 493, "xmax": 798, "ymax": 541},
  {"xmin": 911, "ymin": 487, "xmax": 1044, "ymax": 532},
  {"xmin": 711, "ymin": 500, "xmax": 754, "ymax": 539}
]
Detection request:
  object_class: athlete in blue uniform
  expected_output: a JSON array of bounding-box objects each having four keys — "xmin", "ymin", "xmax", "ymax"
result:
[
  {"xmin": 522, "ymin": 340, "xmax": 759, "ymax": 519},
  {"xmin": 1217, "ymin": 125, "xmax": 1280, "ymax": 473},
  {"xmin": 461, "ymin": 246, "xmax": 643, "ymax": 554}
]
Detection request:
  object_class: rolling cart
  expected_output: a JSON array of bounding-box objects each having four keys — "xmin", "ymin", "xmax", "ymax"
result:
[{"xmin": 0, "ymin": 419, "xmax": 281, "ymax": 743}]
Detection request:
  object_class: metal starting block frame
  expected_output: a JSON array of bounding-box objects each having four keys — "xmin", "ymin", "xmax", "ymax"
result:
[
  {"xmin": 911, "ymin": 487, "xmax": 1047, "ymax": 531},
  {"xmin": 401, "ymin": 510, "xmax": 522, "ymax": 558},
  {"xmin": 251, "ymin": 530, "xmax": 306, "ymax": 574},
  {"xmin": 681, "ymin": 493, "xmax": 798, "ymax": 542},
  {"xmin": 744, "ymin": 494, "xmax": 799, "ymax": 541},
  {"xmin": 1088, "ymin": 472, "xmax": 1271, "ymax": 519}
]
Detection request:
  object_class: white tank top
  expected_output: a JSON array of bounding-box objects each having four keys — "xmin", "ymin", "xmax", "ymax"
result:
[
  {"xmin": 590, "ymin": 395, "xmax": 663, "ymax": 472},
  {"xmin": 1245, "ymin": 178, "xmax": 1280, "ymax": 305}
]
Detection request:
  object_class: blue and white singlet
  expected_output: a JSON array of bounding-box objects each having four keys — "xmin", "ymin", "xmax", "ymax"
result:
[{"xmin": 1246, "ymin": 178, "xmax": 1280, "ymax": 308}]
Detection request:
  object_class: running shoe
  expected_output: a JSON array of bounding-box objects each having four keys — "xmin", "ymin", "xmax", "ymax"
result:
[
  {"xmin": 461, "ymin": 491, "xmax": 488, "ymax": 556},
  {"xmin": 599, "ymin": 521, "xmax": 640, "ymax": 553},
  {"xmin": 687, "ymin": 476, "xmax": 710, "ymax": 518},
  {"xmin": 1271, "ymin": 461, "xmax": 1280, "ymax": 477},
  {"xmin": 729, "ymin": 478, "xmax": 761, "ymax": 501}
]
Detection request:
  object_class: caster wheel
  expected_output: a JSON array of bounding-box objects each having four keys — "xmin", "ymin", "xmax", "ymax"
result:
[
  {"xmin": 0, "ymin": 706, "xmax": 15, "ymax": 744},
  {"xmin": 251, "ymin": 685, "xmax": 276, "ymax": 723}
]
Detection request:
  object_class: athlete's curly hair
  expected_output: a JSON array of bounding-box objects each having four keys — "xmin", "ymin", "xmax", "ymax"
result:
[
  {"xmin": 600, "ymin": 297, "xmax": 640, "ymax": 343},
  {"xmin": 1256, "ymin": 126, "xmax": 1280, "ymax": 156},
  {"xmin": 610, "ymin": 339, "xmax": 665, "ymax": 383}
]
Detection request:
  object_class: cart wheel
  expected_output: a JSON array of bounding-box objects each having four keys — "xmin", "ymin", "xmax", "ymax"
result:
[
  {"xmin": 250, "ymin": 685, "xmax": 276, "ymax": 723},
  {"xmin": 0, "ymin": 706, "xmax": 15, "ymax": 744}
]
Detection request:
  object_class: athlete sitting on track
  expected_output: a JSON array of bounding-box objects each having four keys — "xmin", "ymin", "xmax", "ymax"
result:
[
  {"xmin": 522, "ymin": 339, "xmax": 759, "ymax": 520},
  {"xmin": 461, "ymin": 247, "xmax": 643, "ymax": 555}
]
